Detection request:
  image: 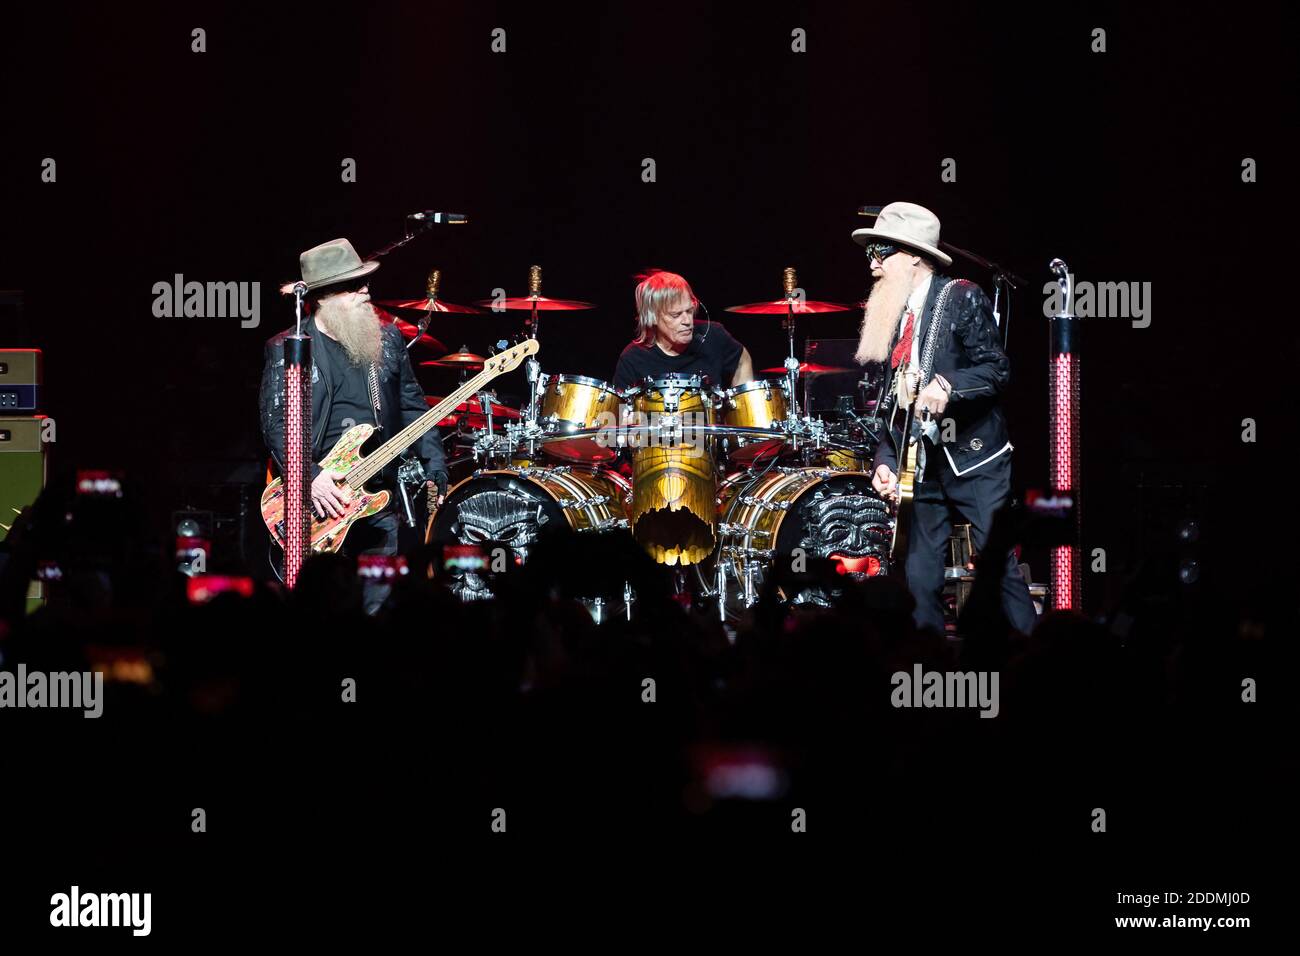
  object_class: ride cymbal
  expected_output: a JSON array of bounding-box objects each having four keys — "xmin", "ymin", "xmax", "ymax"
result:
[
  {"xmin": 377, "ymin": 298, "xmax": 484, "ymax": 314},
  {"xmin": 760, "ymin": 362, "xmax": 856, "ymax": 375},
  {"xmin": 726, "ymin": 299, "xmax": 854, "ymax": 315},
  {"xmin": 473, "ymin": 295, "xmax": 596, "ymax": 311}
]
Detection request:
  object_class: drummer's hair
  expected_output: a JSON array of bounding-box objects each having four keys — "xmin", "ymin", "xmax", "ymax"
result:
[{"xmin": 633, "ymin": 270, "xmax": 698, "ymax": 346}]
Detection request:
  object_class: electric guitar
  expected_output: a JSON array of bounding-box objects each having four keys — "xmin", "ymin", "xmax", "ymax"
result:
[
  {"xmin": 889, "ymin": 364, "xmax": 925, "ymax": 561},
  {"xmin": 261, "ymin": 339, "xmax": 539, "ymax": 554}
]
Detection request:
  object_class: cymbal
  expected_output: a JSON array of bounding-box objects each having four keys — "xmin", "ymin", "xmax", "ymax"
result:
[
  {"xmin": 377, "ymin": 298, "xmax": 484, "ymax": 314},
  {"xmin": 473, "ymin": 295, "xmax": 596, "ymax": 311},
  {"xmin": 760, "ymin": 362, "xmax": 856, "ymax": 375},
  {"xmin": 726, "ymin": 299, "xmax": 855, "ymax": 315},
  {"xmin": 420, "ymin": 349, "xmax": 487, "ymax": 370},
  {"xmin": 387, "ymin": 318, "xmax": 447, "ymax": 354},
  {"xmin": 426, "ymin": 395, "xmax": 521, "ymax": 428},
  {"xmin": 373, "ymin": 309, "xmax": 444, "ymax": 352}
]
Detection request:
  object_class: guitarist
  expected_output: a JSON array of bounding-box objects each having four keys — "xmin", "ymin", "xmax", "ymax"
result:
[
  {"xmin": 258, "ymin": 238, "xmax": 449, "ymax": 610},
  {"xmin": 853, "ymin": 203, "xmax": 1036, "ymax": 634}
]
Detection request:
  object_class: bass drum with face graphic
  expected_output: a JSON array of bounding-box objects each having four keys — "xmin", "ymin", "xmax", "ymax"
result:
[
  {"xmin": 699, "ymin": 467, "xmax": 893, "ymax": 619},
  {"xmin": 428, "ymin": 467, "xmax": 631, "ymax": 602}
]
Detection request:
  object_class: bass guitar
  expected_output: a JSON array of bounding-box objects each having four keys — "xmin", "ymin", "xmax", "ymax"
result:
[{"xmin": 261, "ymin": 339, "xmax": 539, "ymax": 554}]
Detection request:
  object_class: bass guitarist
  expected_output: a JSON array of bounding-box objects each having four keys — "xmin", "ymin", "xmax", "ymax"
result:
[
  {"xmin": 853, "ymin": 203, "xmax": 1036, "ymax": 634},
  {"xmin": 258, "ymin": 238, "xmax": 449, "ymax": 612}
]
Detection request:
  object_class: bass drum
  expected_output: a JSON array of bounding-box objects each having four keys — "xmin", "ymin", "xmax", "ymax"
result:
[
  {"xmin": 429, "ymin": 467, "xmax": 630, "ymax": 602},
  {"xmin": 700, "ymin": 468, "xmax": 893, "ymax": 619}
]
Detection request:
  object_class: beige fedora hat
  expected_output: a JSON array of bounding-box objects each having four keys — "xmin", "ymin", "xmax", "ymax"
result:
[
  {"xmin": 851, "ymin": 201, "xmax": 952, "ymax": 267},
  {"xmin": 299, "ymin": 238, "xmax": 380, "ymax": 291}
]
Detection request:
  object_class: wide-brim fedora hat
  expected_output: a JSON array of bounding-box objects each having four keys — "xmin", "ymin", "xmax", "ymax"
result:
[
  {"xmin": 851, "ymin": 201, "xmax": 953, "ymax": 267},
  {"xmin": 299, "ymin": 238, "xmax": 380, "ymax": 292}
]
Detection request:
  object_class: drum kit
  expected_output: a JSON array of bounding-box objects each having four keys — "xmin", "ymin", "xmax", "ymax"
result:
[{"xmin": 388, "ymin": 266, "xmax": 894, "ymax": 620}]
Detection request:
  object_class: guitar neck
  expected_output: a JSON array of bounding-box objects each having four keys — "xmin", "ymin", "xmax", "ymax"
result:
[{"xmin": 345, "ymin": 366, "xmax": 498, "ymax": 487}]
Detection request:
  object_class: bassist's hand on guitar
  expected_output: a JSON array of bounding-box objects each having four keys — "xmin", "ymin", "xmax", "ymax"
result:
[
  {"xmin": 310, "ymin": 468, "xmax": 351, "ymax": 519},
  {"xmin": 872, "ymin": 464, "xmax": 899, "ymax": 504},
  {"xmin": 426, "ymin": 469, "xmax": 449, "ymax": 509}
]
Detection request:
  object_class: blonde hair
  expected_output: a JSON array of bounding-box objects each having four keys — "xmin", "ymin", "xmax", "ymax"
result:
[{"xmin": 632, "ymin": 270, "xmax": 697, "ymax": 347}]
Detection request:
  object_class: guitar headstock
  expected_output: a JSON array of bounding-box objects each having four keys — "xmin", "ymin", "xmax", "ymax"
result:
[{"xmin": 484, "ymin": 339, "xmax": 539, "ymax": 376}]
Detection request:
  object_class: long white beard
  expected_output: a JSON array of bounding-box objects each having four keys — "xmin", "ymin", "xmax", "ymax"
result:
[
  {"xmin": 854, "ymin": 270, "xmax": 912, "ymax": 365},
  {"xmin": 317, "ymin": 297, "xmax": 382, "ymax": 366}
]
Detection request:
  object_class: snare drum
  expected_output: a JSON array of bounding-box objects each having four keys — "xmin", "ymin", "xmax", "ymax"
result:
[
  {"xmin": 538, "ymin": 374, "xmax": 622, "ymax": 462},
  {"xmin": 717, "ymin": 378, "xmax": 790, "ymax": 464}
]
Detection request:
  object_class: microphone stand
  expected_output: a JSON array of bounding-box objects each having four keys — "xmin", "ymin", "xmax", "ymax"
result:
[
  {"xmin": 366, "ymin": 212, "xmax": 468, "ymax": 262},
  {"xmin": 942, "ymin": 240, "xmax": 1027, "ymax": 350}
]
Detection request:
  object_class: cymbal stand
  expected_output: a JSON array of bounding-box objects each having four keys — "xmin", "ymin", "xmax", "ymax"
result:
[
  {"xmin": 521, "ymin": 265, "xmax": 544, "ymax": 458},
  {"xmin": 779, "ymin": 266, "xmax": 804, "ymax": 422},
  {"xmin": 406, "ymin": 269, "xmax": 440, "ymax": 352}
]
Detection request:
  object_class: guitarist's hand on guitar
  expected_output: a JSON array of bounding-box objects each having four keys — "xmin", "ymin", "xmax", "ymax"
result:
[
  {"xmin": 310, "ymin": 468, "xmax": 351, "ymax": 519},
  {"xmin": 872, "ymin": 464, "xmax": 900, "ymax": 503},
  {"xmin": 915, "ymin": 378, "xmax": 949, "ymax": 417}
]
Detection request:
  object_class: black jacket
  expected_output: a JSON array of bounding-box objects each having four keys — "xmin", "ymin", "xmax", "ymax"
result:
[
  {"xmin": 258, "ymin": 316, "xmax": 447, "ymax": 484},
  {"xmin": 872, "ymin": 276, "xmax": 1013, "ymax": 479}
]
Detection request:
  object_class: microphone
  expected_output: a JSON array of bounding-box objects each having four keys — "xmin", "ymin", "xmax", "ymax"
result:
[
  {"xmin": 406, "ymin": 211, "xmax": 468, "ymax": 225},
  {"xmin": 1049, "ymin": 258, "xmax": 1072, "ymax": 314}
]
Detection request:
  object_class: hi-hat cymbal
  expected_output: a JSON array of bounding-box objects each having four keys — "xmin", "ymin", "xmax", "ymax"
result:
[
  {"xmin": 377, "ymin": 297, "xmax": 484, "ymax": 314},
  {"xmin": 426, "ymin": 395, "xmax": 521, "ymax": 428},
  {"xmin": 760, "ymin": 362, "xmax": 856, "ymax": 375},
  {"xmin": 473, "ymin": 295, "xmax": 596, "ymax": 311},
  {"xmin": 727, "ymin": 298, "xmax": 854, "ymax": 315}
]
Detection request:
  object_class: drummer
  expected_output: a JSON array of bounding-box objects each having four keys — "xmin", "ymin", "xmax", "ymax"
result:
[{"xmin": 613, "ymin": 270, "xmax": 754, "ymax": 391}]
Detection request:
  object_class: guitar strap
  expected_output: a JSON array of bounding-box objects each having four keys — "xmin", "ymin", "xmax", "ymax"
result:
[
  {"xmin": 911, "ymin": 278, "xmax": 963, "ymax": 481},
  {"xmin": 917, "ymin": 278, "xmax": 963, "ymax": 392},
  {"xmin": 366, "ymin": 362, "xmax": 383, "ymax": 432}
]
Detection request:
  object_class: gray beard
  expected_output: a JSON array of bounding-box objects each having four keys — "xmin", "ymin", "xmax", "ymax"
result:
[
  {"xmin": 854, "ymin": 270, "xmax": 912, "ymax": 365},
  {"xmin": 317, "ymin": 298, "xmax": 382, "ymax": 366}
]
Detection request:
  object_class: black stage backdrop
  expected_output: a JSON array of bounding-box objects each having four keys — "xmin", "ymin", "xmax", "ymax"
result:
[
  {"xmin": 4, "ymin": 2, "xmax": 1292, "ymax": 599},
  {"xmin": 1, "ymin": 0, "xmax": 1293, "ymax": 934}
]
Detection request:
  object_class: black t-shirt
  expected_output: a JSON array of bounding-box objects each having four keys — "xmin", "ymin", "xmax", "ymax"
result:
[
  {"xmin": 314, "ymin": 332, "xmax": 378, "ymax": 454},
  {"xmin": 613, "ymin": 321, "xmax": 744, "ymax": 392}
]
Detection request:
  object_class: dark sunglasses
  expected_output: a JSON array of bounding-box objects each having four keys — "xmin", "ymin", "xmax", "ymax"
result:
[
  {"xmin": 316, "ymin": 276, "xmax": 372, "ymax": 299},
  {"xmin": 863, "ymin": 243, "xmax": 900, "ymax": 263}
]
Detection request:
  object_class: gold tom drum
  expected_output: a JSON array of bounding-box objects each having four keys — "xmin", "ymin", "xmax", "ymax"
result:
[
  {"xmin": 718, "ymin": 378, "xmax": 790, "ymax": 464},
  {"xmin": 538, "ymin": 374, "xmax": 622, "ymax": 462},
  {"xmin": 624, "ymin": 376, "xmax": 718, "ymax": 566}
]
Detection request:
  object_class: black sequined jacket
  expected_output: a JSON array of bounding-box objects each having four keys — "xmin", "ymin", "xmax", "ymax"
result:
[{"xmin": 872, "ymin": 275, "xmax": 1014, "ymax": 480}]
